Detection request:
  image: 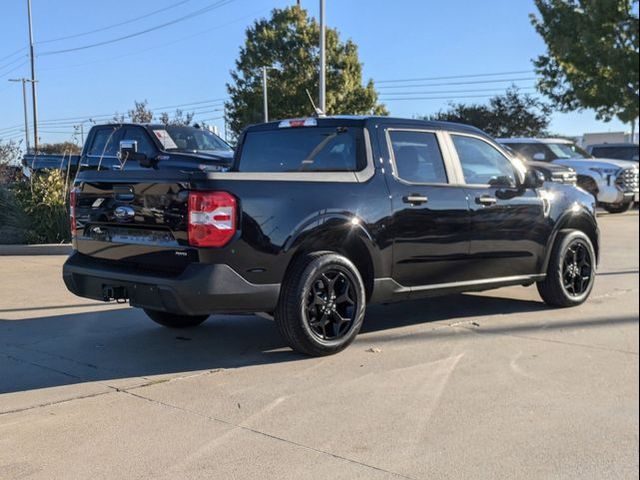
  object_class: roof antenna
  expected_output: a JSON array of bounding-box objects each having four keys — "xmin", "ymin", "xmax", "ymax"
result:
[{"xmin": 305, "ymin": 89, "xmax": 325, "ymax": 117}]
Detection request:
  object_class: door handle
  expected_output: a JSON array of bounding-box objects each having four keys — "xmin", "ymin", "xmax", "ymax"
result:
[
  {"xmin": 476, "ymin": 195, "xmax": 497, "ymax": 206},
  {"xmin": 403, "ymin": 195, "xmax": 428, "ymax": 205}
]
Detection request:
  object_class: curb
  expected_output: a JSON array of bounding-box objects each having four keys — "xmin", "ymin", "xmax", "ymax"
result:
[{"xmin": 0, "ymin": 244, "xmax": 72, "ymax": 256}]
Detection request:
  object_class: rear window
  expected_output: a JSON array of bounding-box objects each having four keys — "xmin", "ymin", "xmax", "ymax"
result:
[
  {"xmin": 88, "ymin": 127, "xmax": 120, "ymax": 157},
  {"xmin": 238, "ymin": 127, "xmax": 366, "ymax": 172}
]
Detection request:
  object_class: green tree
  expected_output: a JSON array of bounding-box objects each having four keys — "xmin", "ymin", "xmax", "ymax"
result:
[
  {"xmin": 159, "ymin": 109, "xmax": 194, "ymax": 126},
  {"xmin": 0, "ymin": 139, "xmax": 23, "ymax": 185},
  {"xmin": 113, "ymin": 100, "xmax": 154, "ymax": 123},
  {"xmin": 226, "ymin": 6, "xmax": 387, "ymax": 137},
  {"xmin": 114, "ymin": 100, "xmax": 196, "ymax": 125},
  {"xmin": 531, "ymin": 0, "xmax": 639, "ymax": 129},
  {"xmin": 427, "ymin": 87, "xmax": 552, "ymax": 137}
]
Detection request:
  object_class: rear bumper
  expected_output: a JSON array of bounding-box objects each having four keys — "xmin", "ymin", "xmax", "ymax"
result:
[{"xmin": 63, "ymin": 253, "xmax": 280, "ymax": 315}]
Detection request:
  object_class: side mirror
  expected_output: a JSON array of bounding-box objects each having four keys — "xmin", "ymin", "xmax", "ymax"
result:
[
  {"xmin": 523, "ymin": 168, "xmax": 545, "ymax": 189},
  {"xmin": 119, "ymin": 140, "xmax": 138, "ymax": 161},
  {"xmin": 488, "ymin": 175, "xmax": 516, "ymax": 188},
  {"xmin": 119, "ymin": 140, "xmax": 155, "ymax": 168},
  {"xmin": 532, "ymin": 152, "xmax": 547, "ymax": 161}
]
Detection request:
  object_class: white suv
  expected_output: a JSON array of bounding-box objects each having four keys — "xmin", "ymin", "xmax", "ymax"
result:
[{"xmin": 498, "ymin": 138, "xmax": 639, "ymax": 214}]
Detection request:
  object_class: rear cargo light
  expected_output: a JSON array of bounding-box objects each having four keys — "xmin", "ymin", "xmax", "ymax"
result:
[
  {"xmin": 188, "ymin": 191, "xmax": 237, "ymax": 247},
  {"xmin": 69, "ymin": 188, "xmax": 78, "ymax": 237},
  {"xmin": 278, "ymin": 118, "xmax": 317, "ymax": 128}
]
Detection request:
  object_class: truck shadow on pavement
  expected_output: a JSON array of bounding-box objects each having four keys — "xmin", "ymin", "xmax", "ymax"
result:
[{"xmin": 1, "ymin": 293, "xmax": 636, "ymax": 396}]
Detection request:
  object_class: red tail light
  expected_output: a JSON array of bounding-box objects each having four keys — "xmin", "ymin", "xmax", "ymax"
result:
[
  {"xmin": 69, "ymin": 188, "xmax": 78, "ymax": 237},
  {"xmin": 188, "ymin": 191, "xmax": 237, "ymax": 247}
]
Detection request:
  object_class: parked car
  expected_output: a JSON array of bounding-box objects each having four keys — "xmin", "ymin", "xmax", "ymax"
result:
[
  {"xmin": 501, "ymin": 144, "xmax": 577, "ymax": 185},
  {"xmin": 23, "ymin": 123, "xmax": 234, "ymax": 174},
  {"xmin": 586, "ymin": 143, "xmax": 639, "ymax": 162},
  {"xmin": 498, "ymin": 137, "xmax": 639, "ymax": 214},
  {"xmin": 64, "ymin": 116, "xmax": 600, "ymax": 356}
]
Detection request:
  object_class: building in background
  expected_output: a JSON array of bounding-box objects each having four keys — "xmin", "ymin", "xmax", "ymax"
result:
[{"xmin": 579, "ymin": 131, "xmax": 639, "ymax": 147}]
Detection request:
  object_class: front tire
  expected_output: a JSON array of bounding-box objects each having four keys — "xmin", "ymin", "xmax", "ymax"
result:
[
  {"xmin": 143, "ymin": 309, "xmax": 209, "ymax": 328},
  {"xmin": 275, "ymin": 252, "xmax": 366, "ymax": 356},
  {"xmin": 537, "ymin": 230, "xmax": 596, "ymax": 307},
  {"xmin": 602, "ymin": 202, "xmax": 632, "ymax": 214}
]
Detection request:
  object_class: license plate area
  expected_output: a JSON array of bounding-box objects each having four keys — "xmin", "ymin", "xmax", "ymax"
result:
[{"xmin": 87, "ymin": 225, "xmax": 179, "ymax": 247}]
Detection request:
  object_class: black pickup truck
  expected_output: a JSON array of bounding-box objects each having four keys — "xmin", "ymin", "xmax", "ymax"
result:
[
  {"xmin": 63, "ymin": 116, "xmax": 599, "ymax": 356},
  {"xmin": 23, "ymin": 123, "xmax": 233, "ymax": 174}
]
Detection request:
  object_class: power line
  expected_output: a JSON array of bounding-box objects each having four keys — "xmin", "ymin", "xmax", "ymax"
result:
[
  {"xmin": 376, "ymin": 69, "xmax": 534, "ymax": 84},
  {"xmin": 0, "ymin": 55, "xmax": 28, "ymax": 73},
  {"xmin": 0, "ymin": 60, "xmax": 29, "ymax": 79},
  {"xmin": 39, "ymin": 0, "xmax": 236, "ymax": 56},
  {"xmin": 378, "ymin": 86, "xmax": 536, "ymax": 96},
  {"xmin": 37, "ymin": 0, "xmax": 193, "ymax": 44},
  {"xmin": 36, "ymin": 99, "xmax": 227, "ymax": 126},
  {"xmin": 0, "ymin": 47, "xmax": 27, "ymax": 63},
  {"xmin": 377, "ymin": 77, "xmax": 538, "ymax": 90},
  {"xmin": 37, "ymin": 8, "xmax": 269, "ymax": 73},
  {"xmin": 0, "ymin": 98, "xmax": 228, "ymax": 134},
  {"xmin": 380, "ymin": 93, "xmax": 541, "ymax": 102}
]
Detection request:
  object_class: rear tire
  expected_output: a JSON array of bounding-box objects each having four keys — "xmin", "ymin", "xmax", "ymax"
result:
[
  {"xmin": 602, "ymin": 202, "xmax": 632, "ymax": 214},
  {"xmin": 143, "ymin": 309, "xmax": 209, "ymax": 328},
  {"xmin": 537, "ymin": 230, "xmax": 596, "ymax": 307},
  {"xmin": 275, "ymin": 252, "xmax": 366, "ymax": 356}
]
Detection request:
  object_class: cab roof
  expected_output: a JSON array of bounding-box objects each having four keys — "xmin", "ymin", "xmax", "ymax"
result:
[
  {"xmin": 497, "ymin": 137, "xmax": 575, "ymax": 144},
  {"xmin": 248, "ymin": 115, "xmax": 487, "ymax": 136}
]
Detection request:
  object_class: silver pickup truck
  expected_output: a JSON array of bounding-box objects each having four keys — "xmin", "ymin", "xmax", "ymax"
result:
[{"xmin": 498, "ymin": 137, "xmax": 639, "ymax": 214}]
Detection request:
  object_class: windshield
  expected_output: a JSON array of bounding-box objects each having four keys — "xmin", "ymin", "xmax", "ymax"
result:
[
  {"xmin": 150, "ymin": 126, "xmax": 232, "ymax": 153},
  {"xmin": 546, "ymin": 143, "xmax": 591, "ymax": 159}
]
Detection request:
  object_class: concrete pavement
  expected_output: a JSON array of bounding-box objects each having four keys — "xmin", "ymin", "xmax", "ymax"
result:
[{"xmin": 1, "ymin": 212, "xmax": 638, "ymax": 479}]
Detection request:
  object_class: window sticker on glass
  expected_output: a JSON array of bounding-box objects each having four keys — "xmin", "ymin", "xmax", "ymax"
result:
[{"xmin": 152, "ymin": 129, "xmax": 178, "ymax": 150}]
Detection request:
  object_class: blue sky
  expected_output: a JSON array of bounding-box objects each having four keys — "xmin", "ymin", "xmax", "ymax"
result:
[{"xmin": 0, "ymin": 0, "xmax": 634, "ymax": 146}]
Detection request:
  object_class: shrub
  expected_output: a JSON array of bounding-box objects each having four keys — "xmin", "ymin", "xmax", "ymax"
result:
[
  {"xmin": 11, "ymin": 170, "xmax": 71, "ymax": 244},
  {"xmin": 0, "ymin": 185, "xmax": 28, "ymax": 244}
]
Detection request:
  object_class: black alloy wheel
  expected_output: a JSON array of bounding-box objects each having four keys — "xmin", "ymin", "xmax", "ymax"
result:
[
  {"xmin": 275, "ymin": 251, "xmax": 366, "ymax": 356},
  {"xmin": 537, "ymin": 230, "xmax": 596, "ymax": 307},
  {"xmin": 561, "ymin": 239, "xmax": 593, "ymax": 297},
  {"xmin": 305, "ymin": 267, "xmax": 358, "ymax": 341}
]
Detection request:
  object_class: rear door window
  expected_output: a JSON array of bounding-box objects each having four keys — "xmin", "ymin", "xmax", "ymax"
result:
[
  {"xmin": 88, "ymin": 127, "xmax": 121, "ymax": 157},
  {"xmin": 388, "ymin": 130, "xmax": 448, "ymax": 184},
  {"xmin": 238, "ymin": 127, "xmax": 366, "ymax": 172}
]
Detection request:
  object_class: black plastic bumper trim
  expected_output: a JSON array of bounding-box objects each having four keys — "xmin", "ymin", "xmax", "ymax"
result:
[{"xmin": 62, "ymin": 252, "xmax": 280, "ymax": 315}]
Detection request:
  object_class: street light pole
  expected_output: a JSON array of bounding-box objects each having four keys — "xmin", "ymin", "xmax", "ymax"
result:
[
  {"xmin": 9, "ymin": 78, "xmax": 31, "ymax": 154},
  {"xmin": 262, "ymin": 66, "xmax": 269, "ymax": 123},
  {"xmin": 319, "ymin": 0, "xmax": 326, "ymax": 114},
  {"xmin": 26, "ymin": 0, "xmax": 39, "ymax": 153}
]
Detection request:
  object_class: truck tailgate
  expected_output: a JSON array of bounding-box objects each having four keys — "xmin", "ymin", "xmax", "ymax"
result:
[{"xmin": 73, "ymin": 170, "xmax": 202, "ymax": 274}]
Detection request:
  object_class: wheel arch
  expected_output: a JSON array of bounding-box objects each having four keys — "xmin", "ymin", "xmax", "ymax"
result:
[
  {"xmin": 283, "ymin": 214, "xmax": 381, "ymax": 301},
  {"xmin": 542, "ymin": 209, "xmax": 600, "ymax": 273}
]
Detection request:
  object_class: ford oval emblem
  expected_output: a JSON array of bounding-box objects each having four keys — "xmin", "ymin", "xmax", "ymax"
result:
[{"xmin": 114, "ymin": 205, "xmax": 135, "ymax": 221}]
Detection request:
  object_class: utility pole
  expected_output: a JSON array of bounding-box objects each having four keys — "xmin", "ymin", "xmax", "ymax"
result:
[
  {"xmin": 262, "ymin": 66, "xmax": 269, "ymax": 123},
  {"xmin": 319, "ymin": 0, "xmax": 326, "ymax": 114},
  {"xmin": 26, "ymin": 0, "xmax": 39, "ymax": 153},
  {"xmin": 8, "ymin": 78, "xmax": 31, "ymax": 154},
  {"xmin": 74, "ymin": 123, "xmax": 85, "ymax": 145}
]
